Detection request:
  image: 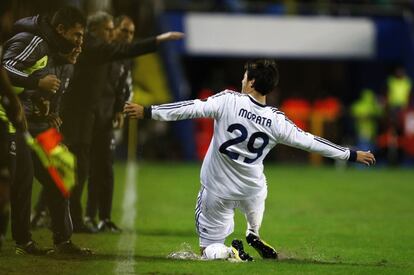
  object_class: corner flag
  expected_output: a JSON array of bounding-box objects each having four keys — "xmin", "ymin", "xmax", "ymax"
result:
[{"xmin": 25, "ymin": 128, "xmax": 75, "ymax": 198}]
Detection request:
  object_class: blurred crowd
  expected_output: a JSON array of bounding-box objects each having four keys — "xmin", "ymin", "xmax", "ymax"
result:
[
  {"xmin": 352, "ymin": 67, "xmax": 413, "ymax": 165},
  {"xmin": 279, "ymin": 65, "xmax": 414, "ymax": 166}
]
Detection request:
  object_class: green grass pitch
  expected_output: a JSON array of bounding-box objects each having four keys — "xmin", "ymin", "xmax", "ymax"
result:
[{"xmin": 1, "ymin": 162, "xmax": 413, "ymax": 274}]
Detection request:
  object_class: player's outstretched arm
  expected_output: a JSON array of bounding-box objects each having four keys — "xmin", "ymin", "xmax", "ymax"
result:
[
  {"xmin": 275, "ymin": 111, "xmax": 377, "ymax": 166},
  {"xmin": 124, "ymin": 92, "xmax": 228, "ymax": 121},
  {"xmin": 355, "ymin": 150, "xmax": 376, "ymax": 166}
]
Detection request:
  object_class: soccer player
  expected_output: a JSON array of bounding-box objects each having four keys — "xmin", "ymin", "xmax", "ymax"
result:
[
  {"xmin": 124, "ymin": 59, "xmax": 376, "ymax": 260},
  {"xmin": 2, "ymin": 7, "xmax": 92, "ymax": 255}
]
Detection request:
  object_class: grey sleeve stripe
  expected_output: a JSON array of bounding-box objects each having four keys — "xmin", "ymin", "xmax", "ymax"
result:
[
  {"xmin": 3, "ymin": 64, "xmax": 29, "ymax": 77},
  {"xmin": 5, "ymin": 36, "xmax": 42, "ymax": 67},
  {"xmin": 314, "ymin": 136, "xmax": 346, "ymax": 152}
]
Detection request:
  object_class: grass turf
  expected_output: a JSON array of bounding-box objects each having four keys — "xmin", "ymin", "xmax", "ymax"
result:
[{"xmin": 0, "ymin": 162, "xmax": 413, "ymax": 274}]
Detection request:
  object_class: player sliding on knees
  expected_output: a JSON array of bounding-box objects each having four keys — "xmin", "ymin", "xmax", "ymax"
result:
[{"xmin": 124, "ymin": 59, "xmax": 376, "ymax": 261}]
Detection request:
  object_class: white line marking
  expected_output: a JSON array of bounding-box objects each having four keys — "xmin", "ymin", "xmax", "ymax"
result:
[{"xmin": 115, "ymin": 161, "xmax": 138, "ymax": 274}]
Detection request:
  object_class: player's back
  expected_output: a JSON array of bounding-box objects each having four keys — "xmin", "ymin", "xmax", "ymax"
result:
[
  {"xmin": 201, "ymin": 91, "xmax": 279, "ymax": 200},
  {"xmin": 150, "ymin": 89, "xmax": 350, "ymax": 199}
]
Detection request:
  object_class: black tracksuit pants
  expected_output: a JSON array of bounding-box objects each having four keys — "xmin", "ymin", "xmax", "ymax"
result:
[
  {"xmin": 64, "ymin": 104, "xmax": 116, "ymax": 225},
  {"xmin": 33, "ymin": 187, "xmax": 48, "ymax": 213},
  {"xmin": 9, "ymin": 130, "xmax": 72, "ymax": 244},
  {"xmin": 86, "ymin": 120, "xmax": 114, "ymax": 221},
  {"xmin": 68, "ymin": 115, "xmax": 115, "ymax": 225},
  {"xmin": 67, "ymin": 143, "xmax": 89, "ymax": 227}
]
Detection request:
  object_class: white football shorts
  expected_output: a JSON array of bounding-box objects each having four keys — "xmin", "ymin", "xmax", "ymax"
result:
[{"xmin": 195, "ymin": 185, "xmax": 267, "ymax": 247}]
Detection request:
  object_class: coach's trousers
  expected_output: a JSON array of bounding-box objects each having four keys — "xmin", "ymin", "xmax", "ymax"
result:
[
  {"xmin": 10, "ymin": 131, "xmax": 72, "ymax": 244},
  {"xmin": 86, "ymin": 118, "xmax": 115, "ymax": 221},
  {"xmin": 67, "ymin": 143, "xmax": 90, "ymax": 227}
]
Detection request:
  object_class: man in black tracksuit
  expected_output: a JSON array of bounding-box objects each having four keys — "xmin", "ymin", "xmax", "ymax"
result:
[
  {"xmin": 84, "ymin": 15, "xmax": 135, "ymax": 232},
  {"xmin": 27, "ymin": 47, "xmax": 81, "ymax": 229},
  {"xmin": 61, "ymin": 11, "xmax": 184, "ymax": 233},
  {"xmin": 2, "ymin": 7, "xmax": 92, "ymax": 255},
  {"xmin": 83, "ymin": 49, "xmax": 126, "ymax": 233}
]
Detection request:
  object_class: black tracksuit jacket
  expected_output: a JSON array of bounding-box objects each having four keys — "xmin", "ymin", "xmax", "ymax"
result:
[
  {"xmin": 1, "ymin": 15, "xmax": 74, "ymax": 91},
  {"xmin": 1, "ymin": 15, "xmax": 74, "ymax": 136}
]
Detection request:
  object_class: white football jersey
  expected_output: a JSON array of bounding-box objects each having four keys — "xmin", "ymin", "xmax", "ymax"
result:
[{"xmin": 150, "ymin": 90, "xmax": 352, "ymax": 200}]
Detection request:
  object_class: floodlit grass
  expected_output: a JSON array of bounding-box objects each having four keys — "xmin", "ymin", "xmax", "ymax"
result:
[{"xmin": 1, "ymin": 162, "xmax": 413, "ymax": 274}]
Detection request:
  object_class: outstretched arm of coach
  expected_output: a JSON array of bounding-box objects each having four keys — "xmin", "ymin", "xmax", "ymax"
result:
[{"xmin": 87, "ymin": 31, "xmax": 184, "ymax": 61}]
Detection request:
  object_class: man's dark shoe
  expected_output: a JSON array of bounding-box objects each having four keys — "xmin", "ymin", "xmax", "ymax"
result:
[
  {"xmin": 246, "ymin": 233, "xmax": 278, "ymax": 259},
  {"xmin": 50, "ymin": 240, "xmax": 93, "ymax": 255},
  {"xmin": 231, "ymin": 239, "xmax": 253, "ymax": 261},
  {"xmin": 97, "ymin": 220, "xmax": 122, "ymax": 233},
  {"xmin": 84, "ymin": 217, "xmax": 98, "ymax": 232},
  {"xmin": 73, "ymin": 222, "xmax": 98, "ymax": 234},
  {"xmin": 15, "ymin": 240, "xmax": 52, "ymax": 255}
]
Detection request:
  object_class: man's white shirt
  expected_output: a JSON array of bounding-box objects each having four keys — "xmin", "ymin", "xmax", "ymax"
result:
[{"xmin": 150, "ymin": 90, "xmax": 351, "ymax": 200}]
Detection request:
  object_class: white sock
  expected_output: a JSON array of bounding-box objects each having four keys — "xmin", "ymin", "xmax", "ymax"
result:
[{"xmin": 202, "ymin": 243, "xmax": 232, "ymax": 260}]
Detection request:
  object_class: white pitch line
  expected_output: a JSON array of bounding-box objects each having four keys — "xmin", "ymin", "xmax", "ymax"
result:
[{"xmin": 115, "ymin": 161, "xmax": 138, "ymax": 274}]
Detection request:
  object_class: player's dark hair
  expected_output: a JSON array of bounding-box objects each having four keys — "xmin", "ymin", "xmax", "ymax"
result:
[
  {"xmin": 244, "ymin": 59, "xmax": 279, "ymax": 95},
  {"xmin": 51, "ymin": 6, "xmax": 86, "ymax": 29}
]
